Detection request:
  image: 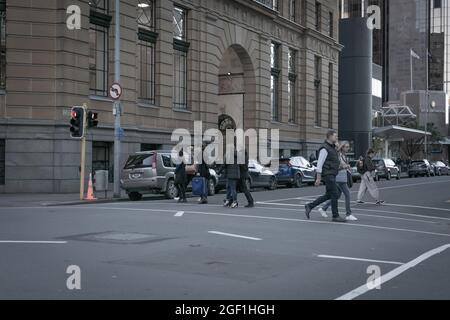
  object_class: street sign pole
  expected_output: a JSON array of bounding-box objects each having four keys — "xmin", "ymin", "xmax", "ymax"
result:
[
  {"xmin": 80, "ymin": 103, "xmax": 87, "ymax": 201},
  {"xmin": 113, "ymin": 0, "xmax": 121, "ymax": 198}
]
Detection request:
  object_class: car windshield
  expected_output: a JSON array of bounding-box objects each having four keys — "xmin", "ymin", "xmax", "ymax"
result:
[{"xmin": 124, "ymin": 154, "xmax": 154, "ymax": 169}]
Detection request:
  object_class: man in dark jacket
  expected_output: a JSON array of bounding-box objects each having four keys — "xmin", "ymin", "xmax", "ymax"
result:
[
  {"xmin": 238, "ymin": 149, "xmax": 254, "ymax": 208},
  {"xmin": 197, "ymin": 145, "xmax": 211, "ymax": 204},
  {"xmin": 304, "ymin": 130, "xmax": 347, "ymax": 223},
  {"xmin": 221, "ymin": 150, "xmax": 240, "ymax": 208}
]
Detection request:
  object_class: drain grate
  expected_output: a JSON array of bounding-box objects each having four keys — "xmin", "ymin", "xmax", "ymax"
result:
[{"xmin": 60, "ymin": 231, "xmax": 174, "ymax": 244}]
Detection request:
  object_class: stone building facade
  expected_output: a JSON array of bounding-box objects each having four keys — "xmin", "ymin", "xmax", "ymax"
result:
[{"xmin": 0, "ymin": 0, "xmax": 341, "ymax": 193}]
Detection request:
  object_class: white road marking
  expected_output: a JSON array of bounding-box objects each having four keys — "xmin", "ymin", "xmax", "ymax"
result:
[
  {"xmin": 90, "ymin": 207, "xmax": 450, "ymax": 238},
  {"xmin": 355, "ymin": 202, "xmax": 450, "ymax": 213},
  {"xmin": 317, "ymin": 255, "xmax": 404, "ymax": 266},
  {"xmin": 0, "ymin": 241, "xmax": 67, "ymax": 244},
  {"xmin": 174, "ymin": 211, "xmax": 184, "ymax": 217},
  {"xmin": 208, "ymin": 231, "xmax": 262, "ymax": 241},
  {"xmin": 336, "ymin": 244, "xmax": 450, "ymax": 300},
  {"xmin": 255, "ymin": 202, "xmax": 450, "ymax": 222}
]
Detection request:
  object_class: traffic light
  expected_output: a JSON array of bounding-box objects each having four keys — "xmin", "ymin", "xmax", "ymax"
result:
[
  {"xmin": 87, "ymin": 111, "xmax": 99, "ymax": 128},
  {"xmin": 70, "ymin": 107, "xmax": 85, "ymax": 139}
]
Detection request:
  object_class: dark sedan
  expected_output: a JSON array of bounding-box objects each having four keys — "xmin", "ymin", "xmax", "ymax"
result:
[
  {"xmin": 214, "ymin": 160, "xmax": 277, "ymax": 193},
  {"xmin": 373, "ymin": 158, "xmax": 401, "ymax": 181},
  {"xmin": 274, "ymin": 157, "xmax": 316, "ymax": 188},
  {"xmin": 408, "ymin": 160, "xmax": 433, "ymax": 178}
]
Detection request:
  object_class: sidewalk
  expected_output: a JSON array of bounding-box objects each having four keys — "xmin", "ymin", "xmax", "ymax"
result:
[{"xmin": 0, "ymin": 190, "xmax": 129, "ymax": 208}]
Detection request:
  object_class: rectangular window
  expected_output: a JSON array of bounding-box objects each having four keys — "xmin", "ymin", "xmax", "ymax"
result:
[
  {"xmin": 0, "ymin": 0, "xmax": 6, "ymax": 90},
  {"xmin": 173, "ymin": 48, "xmax": 188, "ymax": 109},
  {"xmin": 328, "ymin": 63, "xmax": 333, "ymax": 129},
  {"xmin": 270, "ymin": 42, "xmax": 281, "ymax": 122},
  {"xmin": 173, "ymin": 6, "xmax": 189, "ymax": 110},
  {"xmin": 138, "ymin": 40, "xmax": 156, "ymax": 104},
  {"xmin": 137, "ymin": 1, "xmax": 157, "ymax": 104},
  {"xmin": 89, "ymin": 2, "xmax": 111, "ymax": 97},
  {"xmin": 173, "ymin": 6, "xmax": 186, "ymax": 41},
  {"xmin": 316, "ymin": 1, "xmax": 322, "ymax": 31},
  {"xmin": 289, "ymin": 0, "xmax": 296, "ymax": 22},
  {"xmin": 329, "ymin": 11, "xmax": 334, "ymax": 37},
  {"xmin": 288, "ymin": 49, "xmax": 297, "ymax": 123},
  {"xmin": 0, "ymin": 139, "xmax": 4, "ymax": 185},
  {"xmin": 314, "ymin": 56, "xmax": 322, "ymax": 127},
  {"xmin": 255, "ymin": 0, "xmax": 278, "ymax": 11}
]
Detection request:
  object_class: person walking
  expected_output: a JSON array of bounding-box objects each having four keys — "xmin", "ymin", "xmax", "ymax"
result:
[
  {"xmin": 304, "ymin": 130, "xmax": 347, "ymax": 223},
  {"xmin": 357, "ymin": 149, "xmax": 385, "ymax": 205},
  {"xmin": 196, "ymin": 146, "xmax": 211, "ymax": 204},
  {"xmin": 238, "ymin": 149, "xmax": 254, "ymax": 208},
  {"xmin": 174, "ymin": 151, "xmax": 187, "ymax": 203},
  {"xmin": 318, "ymin": 142, "xmax": 358, "ymax": 221},
  {"xmin": 221, "ymin": 150, "xmax": 240, "ymax": 208}
]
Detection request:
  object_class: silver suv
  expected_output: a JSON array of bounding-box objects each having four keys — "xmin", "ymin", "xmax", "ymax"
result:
[{"xmin": 120, "ymin": 150, "xmax": 217, "ymax": 201}]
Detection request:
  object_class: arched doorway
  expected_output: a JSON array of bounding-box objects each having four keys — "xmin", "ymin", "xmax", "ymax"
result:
[{"xmin": 217, "ymin": 45, "xmax": 256, "ymax": 132}]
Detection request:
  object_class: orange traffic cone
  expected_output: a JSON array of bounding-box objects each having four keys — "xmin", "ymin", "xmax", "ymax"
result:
[{"xmin": 85, "ymin": 173, "xmax": 97, "ymax": 201}]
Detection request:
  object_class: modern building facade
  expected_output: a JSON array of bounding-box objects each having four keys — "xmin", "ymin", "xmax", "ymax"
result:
[{"xmin": 0, "ymin": 0, "xmax": 341, "ymax": 193}]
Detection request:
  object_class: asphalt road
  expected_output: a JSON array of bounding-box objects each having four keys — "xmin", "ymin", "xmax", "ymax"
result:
[{"xmin": 1, "ymin": 176, "xmax": 450, "ymax": 300}]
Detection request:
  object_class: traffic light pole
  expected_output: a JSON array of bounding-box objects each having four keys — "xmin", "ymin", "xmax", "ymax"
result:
[
  {"xmin": 113, "ymin": 0, "xmax": 121, "ymax": 199},
  {"xmin": 80, "ymin": 103, "xmax": 87, "ymax": 201}
]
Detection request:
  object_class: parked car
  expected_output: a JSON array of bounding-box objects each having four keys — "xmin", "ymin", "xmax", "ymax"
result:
[
  {"xmin": 349, "ymin": 160, "xmax": 361, "ymax": 182},
  {"xmin": 214, "ymin": 159, "xmax": 277, "ymax": 192},
  {"xmin": 432, "ymin": 161, "xmax": 450, "ymax": 176},
  {"xmin": 372, "ymin": 158, "xmax": 401, "ymax": 181},
  {"xmin": 120, "ymin": 151, "xmax": 218, "ymax": 200},
  {"xmin": 274, "ymin": 157, "xmax": 316, "ymax": 188},
  {"xmin": 408, "ymin": 159, "xmax": 433, "ymax": 178}
]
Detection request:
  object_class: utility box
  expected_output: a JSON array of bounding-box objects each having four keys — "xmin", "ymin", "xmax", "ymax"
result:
[{"xmin": 94, "ymin": 170, "xmax": 109, "ymax": 192}]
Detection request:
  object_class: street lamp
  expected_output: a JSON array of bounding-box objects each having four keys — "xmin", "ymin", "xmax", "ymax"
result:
[{"xmin": 425, "ymin": 100, "xmax": 436, "ymax": 158}]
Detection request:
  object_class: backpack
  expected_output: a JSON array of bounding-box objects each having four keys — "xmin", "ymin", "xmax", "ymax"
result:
[{"xmin": 357, "ymin": 158, "xmax": 366, "ymax": 175}]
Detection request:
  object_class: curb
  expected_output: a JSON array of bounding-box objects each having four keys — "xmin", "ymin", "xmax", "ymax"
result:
[{"xmin": 41, "ymin": 198, "xmax": 127, "ymax": 207}]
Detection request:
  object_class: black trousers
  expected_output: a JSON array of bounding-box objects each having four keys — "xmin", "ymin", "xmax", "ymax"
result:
[
  {"xmin": 308, "ymin": 175, "xmax": 340, "ymax": 218},
  {"xmin": 238, "ymin": 177, "xmax": 254, "ymax": 205},
  {"xmin": 176, "ymin": 183, "xmax": 186, "ymax": 200}
]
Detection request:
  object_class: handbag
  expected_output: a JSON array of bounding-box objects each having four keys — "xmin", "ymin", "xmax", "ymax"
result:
[{"xmin": 347, "ymin": 170, "xmax": 353, "ymax": 189}]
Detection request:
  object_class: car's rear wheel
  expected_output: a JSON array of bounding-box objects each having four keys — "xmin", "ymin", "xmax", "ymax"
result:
[
  {"xmin": 208, "ymin": 178, "xmax": 216, "ymax": 196},
  {"xmin": 128, "ymin": 192, "xmax": 143, "ymax": 201},
  {"xmin": 294, "ymin": 174, "xmax": 303, "ymax": 188},
  {"xmin": 165, "ymin": 179, "xmax": 178, "ymax": 199}
]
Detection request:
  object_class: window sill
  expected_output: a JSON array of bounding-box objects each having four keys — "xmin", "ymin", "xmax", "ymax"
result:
[
  {"xmin": 89, "ymin": 95, "xmax": 113, "ymax": 103},
  {"xmin": 270, "ymin": 120, "xmax": 283, "ymax": 125},
  {"xmin": 173, "ymin": 108, "xmax": 192, "ymax": 114},
  {"xmin": 138, "ymin": 101, "xmax": 159, "ymax": 109}
]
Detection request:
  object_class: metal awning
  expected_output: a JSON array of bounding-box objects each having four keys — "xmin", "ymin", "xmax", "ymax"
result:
[{"xmin": 373, "ymin": 125, "xmax": 431, "ymax": 141}]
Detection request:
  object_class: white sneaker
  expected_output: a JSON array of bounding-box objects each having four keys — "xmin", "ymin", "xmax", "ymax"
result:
[
  {"xmin": 318, "ymin": 208, "xmax": 329, "ymax": 218},
  {"xmin": 174, "ymin": 197, "xmax": 180, "ymax": 201},
  {"xmin": 346, "ymin": 215, "xmax": 358, "ymax": 221}
]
